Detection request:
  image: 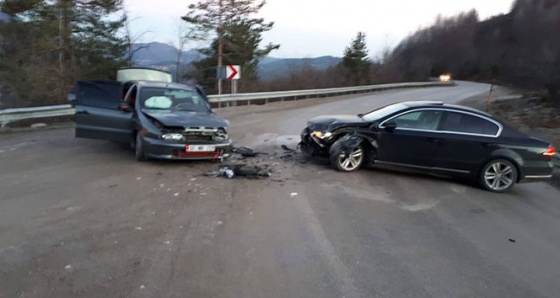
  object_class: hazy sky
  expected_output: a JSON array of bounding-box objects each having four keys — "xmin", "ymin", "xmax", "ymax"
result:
[{"xmin": 125, "ymin": 0, "xmax": 515, "ymax": 58}]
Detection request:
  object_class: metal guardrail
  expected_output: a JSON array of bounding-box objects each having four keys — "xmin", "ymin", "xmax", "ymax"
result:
[
  {"xmin": 0, "ymin": 82, "xmax": 451, "ymax": 128},
  {"xmin": 209, "ymin": 82, "xmax": 450, "ymax": 107},
  {"xmin": 0, "ymin": 105, "xmax": 75, "ymax": 128}
]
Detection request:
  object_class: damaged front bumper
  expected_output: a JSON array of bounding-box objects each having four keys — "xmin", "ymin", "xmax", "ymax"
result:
[
  {"xmin": 299, "ymin": 127, "xmax": 332, "ymax": 156},
  {"xmin": 142, "ymin": 136, "xmax": 233, "ymax": 160}
]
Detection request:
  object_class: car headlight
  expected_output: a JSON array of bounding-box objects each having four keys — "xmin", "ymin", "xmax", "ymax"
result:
[
  {"xmin": 312, "ymin": 131, "xmax": 332, "ymax": 139},
  {"xmin": 161, "ymin": 133, "xmax": 185, "ymax": 141},
  {"xmin": 213, "ymin": 128, "xmax": 229, "ymax": 142}
]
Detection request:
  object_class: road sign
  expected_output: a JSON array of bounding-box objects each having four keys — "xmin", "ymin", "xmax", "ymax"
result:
[{"xmin": 226, "ymin": 65, "xmax": 241, "ymax": 80}]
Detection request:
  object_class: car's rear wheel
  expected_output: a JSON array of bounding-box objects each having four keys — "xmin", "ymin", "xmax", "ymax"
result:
[
  {"xmin": 480, "ymin": 159, "xmax": 517, "ymax": 192},
  {"xmin": 329, "ymin": 139, "xmax": 364, "ymax": 172},
  {"xmin": 135, "ymin": 133, "xmax": 146, "ymax": 161}
]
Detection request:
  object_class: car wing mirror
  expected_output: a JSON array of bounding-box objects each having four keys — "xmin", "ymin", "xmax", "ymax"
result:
[{"xmin": 383, "ymin": 121, "xmax": 397, "ymax": 132}]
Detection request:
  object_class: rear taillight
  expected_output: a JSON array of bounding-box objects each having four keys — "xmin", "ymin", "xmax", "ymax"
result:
[{"xmin": 543, "ymin": 145, "xmax": 556, "ymax": 157}]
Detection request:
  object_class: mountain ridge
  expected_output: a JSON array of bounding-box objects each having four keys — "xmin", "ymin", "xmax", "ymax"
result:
[{"xmin": 131, "ymin": 42, "xmax": 341, "ymax": 81}]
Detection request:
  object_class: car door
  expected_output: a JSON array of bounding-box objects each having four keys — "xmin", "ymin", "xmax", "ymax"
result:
[
  {"xmin": 74, "ymin": 80, "xmax": 133, "ymax": 143},
  {"xmin": 433, "ymin": 111, "xmax": 501, "ymax": 174},
  {"xmin": 376, "ymin": 109, "xmax": 443, "ymax": 169}
]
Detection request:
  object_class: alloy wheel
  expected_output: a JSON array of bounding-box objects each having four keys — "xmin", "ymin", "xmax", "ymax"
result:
[
  {"xmin": 337, "ymin": 147, "xmax": 363, "ymax": 172},
  {"xmin": 482, "ymin": 160, "xmax": 516, "ymax": 192}
]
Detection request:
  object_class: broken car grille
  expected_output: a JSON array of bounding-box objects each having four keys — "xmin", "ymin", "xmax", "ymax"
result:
[{"xmin": 161, "ymin": 126, "xmax": 226, "ymax": 143}]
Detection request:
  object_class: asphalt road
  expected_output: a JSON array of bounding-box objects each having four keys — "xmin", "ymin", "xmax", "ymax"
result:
[{"xmin": 1, "ymin": 81, "xmax": 559, "ymax": 297}]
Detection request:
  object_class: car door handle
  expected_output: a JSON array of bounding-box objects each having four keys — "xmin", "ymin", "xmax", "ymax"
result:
[{"xmin": 76, "ymin": 110, "xmax": 89, "ymax": 115}]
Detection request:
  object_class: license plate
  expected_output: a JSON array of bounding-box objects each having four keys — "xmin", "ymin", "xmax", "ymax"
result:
[{"xmin": 187, "ymin": 145, "xmax": 215, "ymax": 152}]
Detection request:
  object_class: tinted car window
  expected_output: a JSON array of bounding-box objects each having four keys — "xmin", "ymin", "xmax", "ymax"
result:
[
  {"xmin": 76, "ymin": 80, "xmax": 122, "ymax": 109},
  {"xmin": 442, "ymin": 112, "xmax": 499, "ymax": 135},
  {"xmin": 390, "ymin": 110, "xmax": 443, "ymax": 131}
]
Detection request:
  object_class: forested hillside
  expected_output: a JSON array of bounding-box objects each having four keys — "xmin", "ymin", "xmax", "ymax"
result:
[
  {"xmin": 1, "ymin": 0, "xmax": 558, "ymax": 108},
  {"xmin": 386, "ymin": 0, "xmax": 560, "ymax": 101},
  {"xmin": 0, "ymin": 0, "xmax": 129, "ymax": 107}
]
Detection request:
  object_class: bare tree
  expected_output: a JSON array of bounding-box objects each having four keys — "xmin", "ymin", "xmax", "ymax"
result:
[{"xmin": 122, "ymin": 12, "xmax": 152, "ymax": 67}]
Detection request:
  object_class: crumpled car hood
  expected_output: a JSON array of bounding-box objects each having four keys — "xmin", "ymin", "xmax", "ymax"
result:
[
  {"xmin": 142, "ymin": 110, "xmax": 229, "ymax": 128},
  {"xmin": 307, "ymin": 114, "xmax": 367, "ymax": 131}
]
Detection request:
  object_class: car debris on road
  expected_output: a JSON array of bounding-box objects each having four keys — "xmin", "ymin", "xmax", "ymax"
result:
[{"xmin": 204, "ymin": 165, "xmax": 271, "ymax": 179}]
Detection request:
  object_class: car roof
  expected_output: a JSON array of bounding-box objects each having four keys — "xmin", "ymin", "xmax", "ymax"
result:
[
  {"xmin": 132, "ymin": 81, "xmax": 194, "ymax": 90},
  {"xmin": 400, "ymin": 100, "xmax": 493, "ymax": 118}
]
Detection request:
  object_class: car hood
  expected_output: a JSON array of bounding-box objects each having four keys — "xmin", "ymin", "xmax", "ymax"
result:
[
  {"xmin": 307, "ymin": 114, "xmax": 367, "ymax": 131},
  {"xmin": 142, "ymin": 110, "xmax": 229, "ymax": 128}
]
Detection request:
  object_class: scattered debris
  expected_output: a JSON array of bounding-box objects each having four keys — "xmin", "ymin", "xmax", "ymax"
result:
[
  {"xmin": 64, "ymin": 265, "xmax": 73, "ymax": 270},
  {"xmin": 218, "ymin": 167, "xmax": 235, "ymax": 178},
  {"xmin": 135, "ymin": 227, "xmax": 142, "ymax": 231},
  {"xmin": 217, "ymin": 221, "xmax": 224, "ymax": 226},
  {"xmin": 509, "ymin": 238, "xmax": 517, "ymax": 243},
  {"xmin": 173, "ymin": 192, "xmax": 179, "ymax": 197},
  {"xmin": 205, "ymin": 165, "xmax": 270, "ymax": 179},
  {"xmin": 290, "ymin": 192, "xmax": 298, "ymax": 197},
  {"xmin": 232, "ymin": 146, "xmax": 267, "ymax": 157},
  {"xmin": 204, "ymin": 171, "xmax": 221, "ymax": 177},
  {"xmin": 281, "ymin": 144, "xmax": 296, "ymax": 153},
  {"xmin": 164, "ymin": 241, "xmax": 171, "ymax": 245},
  {"xmin": 136, "ymin": 177, "xmax": 141, "ymax": 180},
  {"xmin": 201, "ymin": 144, "xmax": 305, "ymax": 179},
  {"xmin": 140, "ymin": 285, "xmax": 146, "ymax": 290}
]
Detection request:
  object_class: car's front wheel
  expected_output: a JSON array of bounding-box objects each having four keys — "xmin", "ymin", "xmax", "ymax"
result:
[
  {"xmin": 135, "ymin": 133, "xmax": 146, "ymax": 161},
  {"xmin": 479, "ymin": 159, "xmax": 517, "ymax": 192},
  {"xmin": 329, "ymin": 139, "xmax": 364, "ymax": 172}
]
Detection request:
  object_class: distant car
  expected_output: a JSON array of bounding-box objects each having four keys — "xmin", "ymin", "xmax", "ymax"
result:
[
  {"xmin": 299, "ymin": 101, "xmax": 555, "ymax": 192},
  {"xmin": 439, "ymin": 73, "xmax": 452, "ymax": 82},
  {"xmin": 72, "ymin": 68, "xmax": 232, "ymax": 161}
]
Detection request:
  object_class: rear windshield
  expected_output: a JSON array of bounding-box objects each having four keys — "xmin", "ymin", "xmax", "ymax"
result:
[{"xmin": 140, "ymin": 87, "xmax": 210, "ymax": 113}]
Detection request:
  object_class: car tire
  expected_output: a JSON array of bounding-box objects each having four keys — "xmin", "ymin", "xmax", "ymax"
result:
[
  {"xmin": 479, "ymin": 159, "xmax": 517, "ymax": 192},
  {"xmin": 135, "ymin": 133, "xmax": 146, "ymax": 161},
  {"xmin": 329, "ymin": 139, "xmax": 364, "ymax": 172}
]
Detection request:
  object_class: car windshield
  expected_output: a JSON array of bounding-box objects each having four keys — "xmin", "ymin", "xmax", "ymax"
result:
[
  {"xmin": 140, "ymin": 87, "xmax": 210, "ymax": 112},
  {"xmin": 360, "ymin": 103, "xmax": 407, "ymax": 121}
]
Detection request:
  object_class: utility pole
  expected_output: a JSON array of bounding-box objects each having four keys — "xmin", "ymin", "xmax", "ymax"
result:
[
  {"xmin": 58, "ymin": 0, "xmax": 72, "ymax": 100},
  {"xmin": 217, "ymin": 0, "xmax": 223, "ymax": 95}
]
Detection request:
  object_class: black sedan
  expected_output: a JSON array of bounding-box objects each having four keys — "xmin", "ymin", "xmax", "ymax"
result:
[
  {"xmin": 73, "ymin": 79, "xmax": 232, "ymax": 161},
  {"xmin": 299, "ymin": 101, "xmax": 556, "ymax": 192}
]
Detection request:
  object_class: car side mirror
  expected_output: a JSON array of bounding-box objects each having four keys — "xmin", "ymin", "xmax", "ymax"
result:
[
  {"xmin": 67, "ymin": 93, "xmax": 76, "ymax": 107},
  {"xmin": 118, "ymin": 103, "xmax": 132, "ymax": 112},
  {"xmin": 384, "ymin": 121, "xmax": 397, "ymax": 132}
]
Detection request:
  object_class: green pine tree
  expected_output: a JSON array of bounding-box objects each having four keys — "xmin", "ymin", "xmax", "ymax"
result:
[
  {"xmin": 341, "ymin": 32, "xmax": 371, "ymax": 86},
  {"xmin": 0, "ymin": 0, "xmax": 127, "ymax": 105},
  {"xmin": 182, "ymin": 0, "xmax": 279, "ymax": 93}
]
